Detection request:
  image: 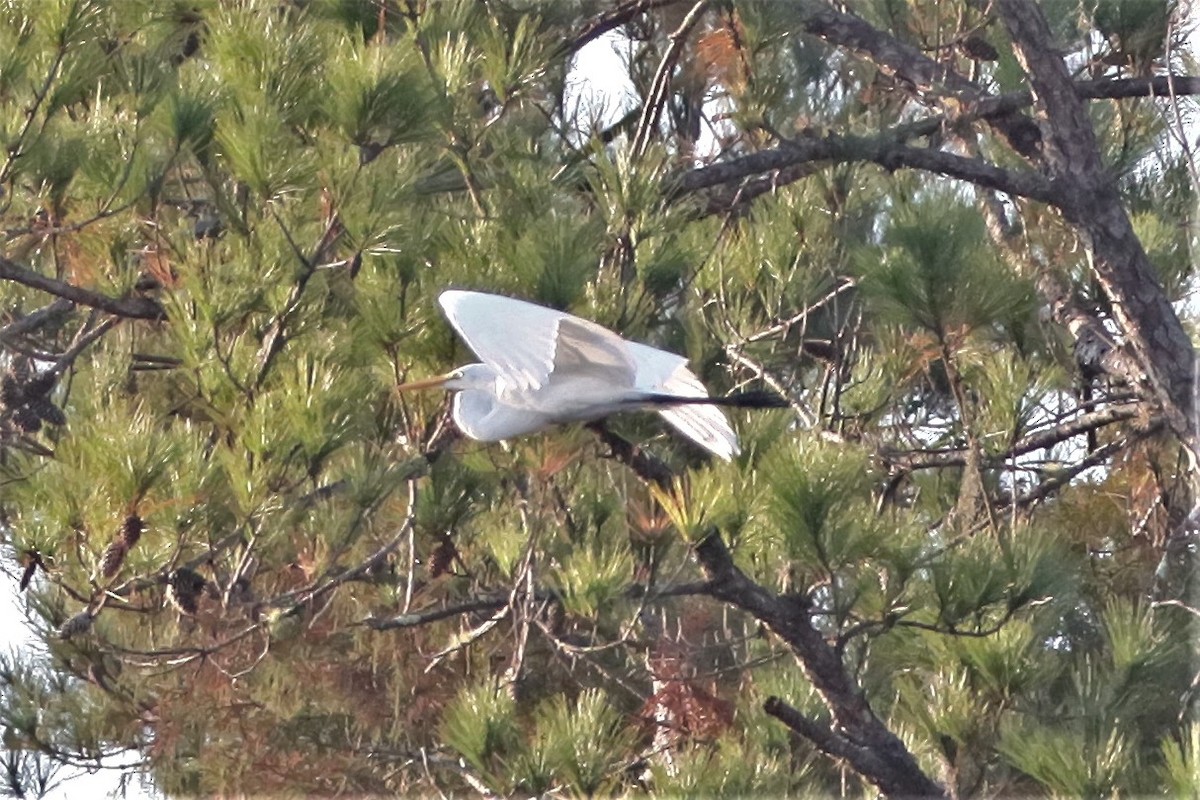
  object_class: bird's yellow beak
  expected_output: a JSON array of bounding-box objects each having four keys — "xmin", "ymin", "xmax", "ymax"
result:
[{"xmin": 395, "ymin": 373, "xmax": 453, "ymax": 393}]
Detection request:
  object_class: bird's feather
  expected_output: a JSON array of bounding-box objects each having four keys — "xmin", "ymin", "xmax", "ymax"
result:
[
  {"xmin": 550, "ymin": 317, "xmax": 637, "ymax": 387},
  {"xmin": 657, "ymin": 405, "xmax": 740, "ymax": 460}
]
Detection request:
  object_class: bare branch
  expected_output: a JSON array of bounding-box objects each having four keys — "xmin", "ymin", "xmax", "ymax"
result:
[
  {"xmin": 764, "ymin": 695, "xmax": 913, "ymax": 784},
  {"xmin": 885, "ymin": 403, "xmax": 1150, "ymax": 471},
  {"xmin": 631, "ymin": 0, "xmax": 710, "ymax": 158},
  {"xmin": 1006, "ymin": 428, "xmax": 1158, "ymax": 508},
  {"xmin": 0, "ymin": 299, "xmax": 74, "ymax": 342},
  {"xmin": 1081, "ymin": 74, "xmax": 1200, "ymax": 100},
  {"xmin": 363, "ymin": 581, "xmax": 715, "ymax": 632},
  {"xmin": 564, "ymin": 0, "xmax": 684, "ymax": 57},
  {"xmin": 0, "ymin": 257, "xmax": 165, "ymax": 321},
  {"xmin": 781, "ymin": 0, "xmax": 1042, "ymax": 157},
  {"xmin": 363, "ymin": 596, "xmax": 513, "ymax": 631},
  {"xmin": 673, "ymin": 132, "xmax": 1056, "ymax": 202},
  {"xmin": 587, "ymin": 420, "xmax": 676, "ymax": 489}
]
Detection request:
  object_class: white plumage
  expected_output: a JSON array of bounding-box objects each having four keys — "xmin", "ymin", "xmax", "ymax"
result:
[{"xmin": 398, "ymin": 290, "xmax": 741, "ymax": 460}]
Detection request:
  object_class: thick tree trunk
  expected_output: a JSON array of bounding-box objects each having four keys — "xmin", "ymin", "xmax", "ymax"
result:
[{"xmin": 996, "ymin": 0, "xmax": 1197, "ymax": 458}]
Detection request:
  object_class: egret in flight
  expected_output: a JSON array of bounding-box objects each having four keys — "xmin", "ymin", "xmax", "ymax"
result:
[{"xmin": 398, "ymin": 290, "xmax": 784, "ymax": 460}]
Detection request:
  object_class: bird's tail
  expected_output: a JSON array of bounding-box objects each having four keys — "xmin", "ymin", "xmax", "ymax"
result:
[{"xmin": 637, "ymin": 389, "xmax": 789, "ymax": 409}]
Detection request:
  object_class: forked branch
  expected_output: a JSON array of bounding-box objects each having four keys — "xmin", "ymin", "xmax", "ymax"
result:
[{"xmin": 693, "ymin": 532, "xmax": 946, "ymax": 799}]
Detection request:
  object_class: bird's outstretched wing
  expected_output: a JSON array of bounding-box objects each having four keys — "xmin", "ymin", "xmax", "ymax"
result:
[
  {"xmin": 626, "ymin": 341, "xmax": 740, "ymax": 460},
  {"xmin": 439, "ymin": 290, "xmax": 635, "ymax": 392}
]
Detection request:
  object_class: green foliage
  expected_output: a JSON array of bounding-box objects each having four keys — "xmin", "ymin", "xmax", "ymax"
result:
[
  {"xmin": 440, "ymin": 682, "xmax": 519, "ymax": 789},
  {"xmin": 442, "ymin": 685, "xmax": 636, "ymax": 795},
  {"xmin": 326, "ymin": 41, "xmax": 434, "ymax": 152},
  {"xmin": 861, "ymin": 195, "xmax": 1033, "ymax": 338},
  {"xmin": 991, "ymin": 599, "xmax": 1193, "ymax": 796},
  {"xmin": 962, "ymin": 350, "xmax": 1062, "ymax": 453},
  {"xmin": 647, "ymin": 735, "xmax": 800, "ymax": 797},
  {"xmin": 528, "ymin": 689, "xmax": 637, "ymax": 795},
  {"xmin": 653, "ymin": 467, "xmax": 745, "ymax": 544},
  {"xmin": 549, "ymin": 539, "xmax": 634, "ymax": 618},
  {"xmin": 1160, "ymin": 724, "xmax": 1200, "ymax": 796},
  {"xmin": 764, "ymin": 435, "xmax": 877, "ymax": 568}
]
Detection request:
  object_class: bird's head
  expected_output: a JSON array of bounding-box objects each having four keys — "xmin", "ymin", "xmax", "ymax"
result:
[{"xmin": 396, "ymin": 363, "xmax": 493, "ymax": 393}]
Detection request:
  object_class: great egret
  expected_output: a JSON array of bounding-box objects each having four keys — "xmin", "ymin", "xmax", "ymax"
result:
[{"xmin": 398, "ymin": 290, "xmax": 783, "ymax": 460}]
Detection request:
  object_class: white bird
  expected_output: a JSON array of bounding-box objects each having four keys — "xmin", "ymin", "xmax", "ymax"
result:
[{"xmin": 398, "ymin": 290, "xmax": 782, "ymax": 460}]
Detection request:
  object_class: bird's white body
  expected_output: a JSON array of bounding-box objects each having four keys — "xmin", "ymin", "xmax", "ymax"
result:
[{"xmin": 426, "ymin": 290, "xmax": 740, "ymax": 460}]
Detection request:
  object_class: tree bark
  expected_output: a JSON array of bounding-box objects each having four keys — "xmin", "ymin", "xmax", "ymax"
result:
[{"xmin": 996, "ymin": 0, "xmax": 1197, "ymax": 454}]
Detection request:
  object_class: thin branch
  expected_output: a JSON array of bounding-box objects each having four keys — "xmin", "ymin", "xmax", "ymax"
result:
[
  {"xmin": 1151, "ymin": 599, "xmax": 1200, "ymax": 619},
  {"xmin": 631, "ymin": 0, "xmax": 710, "ymax": 158},
  {"xmin": 0, "ymin": 45, "xmax": 66, "ymax": 188},
  {"xmin": 743, "ymin": 278, "xmax": 858, "ymax": 344},
  {"xmin": 724, "ymin": 348, "xmax": 817, "ymax": 427},
  {"xmin": 251, "ymin": 207, "xmax": 335, "ymax": 390},
  {"xmin": 49, "ymin": 314, "xmax": 117, "ymax": 376},
  {"xmin": 1006, "ymin": 429, "xmax": 1154, "ymax": 508},
  {"xmin": 362, "ymin": 595, "xmax": 515, "ymax": 631},
  {"xmin": 364, "ymin": 580, "xmax": 715, "ymax": 632},
  {"xmin": 885, "ymin": 403, "xmax": 1148, "ymax": 470},
  {"xmin": 0, "ymin": 299, "xmax": 74, "ymax": 343}
]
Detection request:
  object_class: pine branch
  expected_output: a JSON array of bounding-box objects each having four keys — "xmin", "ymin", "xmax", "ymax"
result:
[
  {"xmin": 363, "ymin": 595, "xmax": 516, "ymax": 631},
  {"xmin": 673, "ymin": 132, "xmax": 1056, "ymax": 203},
  {"xmin": 364, "ymin": 581, "xmax": 715, "ymax": 632},
  {"xmin": 763, "ymin": 696, "xmax": 918, "ymax": 787},
  {"xmin": 781, "ymin": 0, "xmax": 1042, "ymax": 157},
  {"xmin": 693, "ymin": 532, "xmax": 947, "ymax": 799},
  {"xmin": 684, "ymin": 74, "xmax": 1200, "ymax": 216},
  {"xmin": 251, "ymin": 208, "xmax": 342, "ymax": 390},
  {"xmin": 0, "ymin": 298, "xmax": 73, "ymax": 342},
  {"xmin": 586, "ymin": 420, "xmax": 676, "ymax": 489},
  {"xmin": 565, "ymin": 0, "xmax": 686, "ymax": 56},
  {"xmin": 0, "ymin": 257, "xmax": 165, "ymax": 320},
  {"xmin": 1007, "ymin": 428, "xmax": 1158, "ymax": 508},
  {"xmin": 693, "ymin": 161, "xmax": 822, "ymax": 218},
  {"xmin": 1081, "ymin": 74, "xmax": 1200, "ymax": 100}
]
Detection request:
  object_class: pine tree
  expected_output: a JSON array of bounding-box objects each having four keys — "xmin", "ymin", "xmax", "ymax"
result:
[{"xmin": 0, "ymin": 0, "xmax": 1196, "ymax": 797}]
